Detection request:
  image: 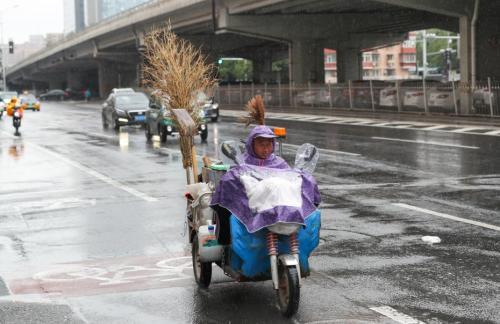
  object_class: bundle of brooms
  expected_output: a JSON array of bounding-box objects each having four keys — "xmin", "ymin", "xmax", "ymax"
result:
[{"xmin": 142, "ymin": 24, "xmax": 217, "ymax": 184}]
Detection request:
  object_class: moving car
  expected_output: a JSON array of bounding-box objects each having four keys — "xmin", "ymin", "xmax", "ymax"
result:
[
  {"xmin": 102, "ymin": 91, "xmax": 150, "ymax": 131},
  {"xmin": 145, "ymin": 95, "xmax": 208, "ymax": 143},
  {"xmin": 19, "ymin": 93, "xmax": 41, "ymax": 111},
  {"xmin": 39, "ymin": 89, "xmax": 69, "ymax": 101},
  {"xmin": 195, "ymin": 92, "xmax": 219, "ymax": 122}
]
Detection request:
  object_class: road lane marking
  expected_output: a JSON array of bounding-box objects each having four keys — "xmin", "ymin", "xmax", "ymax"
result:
[
  {"xmin": 0, "ymin": 131, "xmax": 158, "ymax": 202},
  {"xmin": 393, "ymin": 203, "xmax": 500, "ymax": 232},
  {"xmin": 370, "ymin": 306, "xmax": 425, "ymax": 324},
  {"xmin": 450, "ymin": 127, "xmax": 481, "ymax": 133},
  {"xmin": 484, "ymin": 129, "xmax": 500, "ymax": 135},
  {"xmin": 282, "ymin": 143, "xmax": 361, "ymax": 157},
  {"xmin": 421, "ymin": 125, "xmax": 450, "ymax": 130},
  {"xmin": 372, "ymin": 136, "xmax": 480, "ymax": 150}
]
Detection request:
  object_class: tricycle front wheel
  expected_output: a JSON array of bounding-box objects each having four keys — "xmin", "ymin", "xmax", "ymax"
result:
[
  {"xmin": 192, "ymin": 235, "xmax": 212, "ymax": 288},
  {"xmin": 277, "ymin": 263, "xmax": 300, "ymax": 317}
]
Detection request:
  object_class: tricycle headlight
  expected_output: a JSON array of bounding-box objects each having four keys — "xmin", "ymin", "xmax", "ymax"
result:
[
  {"xmin": 200, "ymin": 124, "xmax": 206, "ymax": 130},
  {"xmin": 212, "ymin": 103, "xmax": 219, "ymax": 109}
]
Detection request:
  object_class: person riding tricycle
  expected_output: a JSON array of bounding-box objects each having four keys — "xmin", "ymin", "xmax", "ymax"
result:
[{"xmin": 186, "ymin": 96, "xmax": 321, "ymax": 317}]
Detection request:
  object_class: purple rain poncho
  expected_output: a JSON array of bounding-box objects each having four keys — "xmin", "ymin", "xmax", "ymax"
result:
[{"xmin": 211, "ymin": 126, "xmax": 321, "ymax": 233}]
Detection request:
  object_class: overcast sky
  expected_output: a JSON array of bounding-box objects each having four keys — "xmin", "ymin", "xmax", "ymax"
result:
[{"xmin": 0, "ymin": 0, "xmax": 63, "ymax": 44}]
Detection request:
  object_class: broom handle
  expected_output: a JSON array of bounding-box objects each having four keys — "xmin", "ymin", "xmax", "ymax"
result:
[{"xmin": 191, "ymin": 145, "xmax": 198, "ymax": 183}]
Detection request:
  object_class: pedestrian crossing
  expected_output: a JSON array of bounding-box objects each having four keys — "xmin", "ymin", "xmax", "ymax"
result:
[{"xmin": 221, "ymin": 110, "xmax": 500, "ymax": 137}]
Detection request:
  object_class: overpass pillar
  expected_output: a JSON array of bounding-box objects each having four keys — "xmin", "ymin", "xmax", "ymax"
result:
[
  {"xmin": 459, "ymin": 16, "xmax": 472, "ymax": 114},
  {"xmin": 252, "ymin": 49, "xmax": 274, "ymax": 83},
  {"xmin": 66, "ymin": 70, "xmax": 86, "ymax": 90},
  {"xmin": 336, "ymin": 47, "xmax": 362, "ymax": 83},
  {"xmin": 98, "ymin": 61, "xmax": 119, "ymax": 98},
  {"xmin": 49, "ymin": 80, "xmax": 64, "ymax": 90},
  {"xmin": 289, "ymin": 40, "xmax": 325, "ymax": 85}
]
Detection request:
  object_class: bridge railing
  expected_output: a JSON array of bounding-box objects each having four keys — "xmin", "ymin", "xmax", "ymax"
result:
[{"xmin": 214, "ymin": 79, "xmax": 500, "ymax": 117}]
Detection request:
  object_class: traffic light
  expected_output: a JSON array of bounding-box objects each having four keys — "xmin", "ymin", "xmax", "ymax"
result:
[{"xmin": 8, "ymin": 40, "xmax": 14, "ymax": 54}]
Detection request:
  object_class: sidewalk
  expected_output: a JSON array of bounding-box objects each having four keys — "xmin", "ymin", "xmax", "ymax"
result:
[{"xmin": 220, "ymin": 104, "xmax": 500, "ymax": 128}]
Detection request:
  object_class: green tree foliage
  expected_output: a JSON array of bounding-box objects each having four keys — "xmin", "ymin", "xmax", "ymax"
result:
[
  {"xmin": 416, "ymin": 29, "xmax": 459, "ymax": 72},
  {"xmin": 218, "ymin": 59, "xmax": 253, "ymax": 82}
]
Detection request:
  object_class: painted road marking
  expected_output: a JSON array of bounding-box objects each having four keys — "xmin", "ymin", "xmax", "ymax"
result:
[
  {"xmin": 0, "ymin": 131, "xmax": 158, "ymax": 202},
  {"xmin": 450, "ymin": 127, "xmax": 481, "ymax": 133},
  {"xmin": 484, "ymin": 129, "xmax": 500, "ymax": 135},
  {"xmin": 371, "ymin": 136, "xmax": 480, "ymax": 150},
  {"xmin": 394, "ymin": 203, "xmax": 500, "ymax": 232},
  {"xmin": 371, "ymin": 306, "xmax": 425, "ymax": 324},
  {"xmin": 9, "ymin": 255, "xmax": 192, "ymax": 297},
  {"xmin": 283, "ymin": 143, "xmax": 361, "ymax": 157},
  {"xmin": 221, "ymin": 110, "xmax": 500, "ymax": 137},
  {"xmin": 421, "ymin": 125, "xmax": 450, "ymax": 130}
]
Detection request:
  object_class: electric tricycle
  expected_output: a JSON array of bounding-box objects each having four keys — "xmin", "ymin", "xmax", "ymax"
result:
[{"xmin": 185, "ymin": 132, "xmax": 320, "ymax": 317}]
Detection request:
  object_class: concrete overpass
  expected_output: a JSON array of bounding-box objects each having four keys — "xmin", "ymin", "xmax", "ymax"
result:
[{"xmin": 6, "ymin": 0, "xmax": 500, "ymax": 113}]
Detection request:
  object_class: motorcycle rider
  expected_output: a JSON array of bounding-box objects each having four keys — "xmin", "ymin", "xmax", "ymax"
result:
[{"xmin": 7, "ymin": 96, "xmax": 24, "ymax": 136}]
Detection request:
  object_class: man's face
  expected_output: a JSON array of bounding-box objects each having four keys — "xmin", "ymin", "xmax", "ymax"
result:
[{"xmin": 253, "ymin": 137, "xmax": 274, "ymax": 159}]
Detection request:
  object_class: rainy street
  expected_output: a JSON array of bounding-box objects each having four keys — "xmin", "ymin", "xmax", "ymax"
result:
[{"xmin": 0, "ymin": 102, "xmax": 499, "ymax": 324}]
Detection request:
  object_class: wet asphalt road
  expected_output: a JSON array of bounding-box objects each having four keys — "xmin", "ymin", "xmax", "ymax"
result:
[{"xmin": 0, "ymin": 102, "xmax": 499, "ymax": 324}]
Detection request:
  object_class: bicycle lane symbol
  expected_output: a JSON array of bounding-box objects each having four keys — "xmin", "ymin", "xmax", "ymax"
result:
[{"xmin": 8, "ymin": 255, "xmax": 193, "ymax": 296}]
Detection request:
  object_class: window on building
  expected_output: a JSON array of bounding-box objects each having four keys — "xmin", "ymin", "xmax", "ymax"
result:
[
  {"xmin": 386, "ymin": 54, "xmax": 394, "ymax": 62},
  {"xmin": 372, "ymin": 54, "xmax": 380, "ymax": 65},
  {"xmin": 386, "ymin": 69, "xmax": 395, "ymax": 76},
  {"xmin": 363, "ymin": 53, "xmax": 372, "ymax": 63},
  {"xmin": 326, "ymin": 53, "xmax": 336, "ymax": 63}
]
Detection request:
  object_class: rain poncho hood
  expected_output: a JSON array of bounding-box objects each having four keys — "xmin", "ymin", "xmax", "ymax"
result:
[
  {"xmin": 242, "ymin": 125, "xmax": 289, "ymax": 169},
  {"xmin": 211, "ymin": 126, "xmax": 321, "ymax": 233}
]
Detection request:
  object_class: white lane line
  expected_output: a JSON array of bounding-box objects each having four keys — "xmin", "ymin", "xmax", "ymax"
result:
[
  {"xmin": 372, "ymin": 136, "xmax": 480, "ymax": 150},
  {"xmin": 282, "ymin": 143, "xmax": 361, "ymax": 157},
  {"xmin": 0, "ymin": 131, "xmax": 158, "ymax": 202},
  {"xmin": 35, "ymin": 145, "xmax": 158, "ymax": 202},
  {"xmin": 484, "ymin": 129, "xmax": 500, "ymax": 135},
  {"xmin": 450, "ymin": 127, "xmax": 481, "ymax": 133},
  {"xmin": 371, "ymin": 306, "xmax": 425, "ymax": 324},
  {"xmin": 421, "ymin": 125, "xmax": 449, "ymax": 130},
  {"xmin": 393, "ymin": 203, "xmax": 500, "ymax": 232}
]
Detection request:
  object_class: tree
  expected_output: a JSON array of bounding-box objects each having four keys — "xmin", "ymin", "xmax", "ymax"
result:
[{"xmin": 218, "ymin": 59, "xmax": 253, "ymax": 82}]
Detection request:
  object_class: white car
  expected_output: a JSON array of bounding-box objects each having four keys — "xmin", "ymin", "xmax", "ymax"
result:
[
  {"xmin": 473, "ymin": 88, "xmax": 497, "ymax": 114},
  {"xmin": 428, "ymin": 86, "xmax": 458, "ymax": 111},
  {"xmin": 402, "ymin": 80, "xmax": 441, "ymax": 109}
]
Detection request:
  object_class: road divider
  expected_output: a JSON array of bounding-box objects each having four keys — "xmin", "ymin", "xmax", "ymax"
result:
[
  {"xmin": 372, "ymin": 136, "xmax": 480, "ymax": 150},
  {"xmin": 393, "ymin": 203, "xmax": 500, "ymax": 232}
]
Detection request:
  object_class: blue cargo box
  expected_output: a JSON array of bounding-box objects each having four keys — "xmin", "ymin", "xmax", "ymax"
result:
[{"xmin": 230, "ymin": 210, "xmax": 321, "ymax": 278}]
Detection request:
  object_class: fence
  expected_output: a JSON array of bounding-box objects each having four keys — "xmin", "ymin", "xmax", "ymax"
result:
[{"xmin": 214, "ymin": 79, "xmax": 500, "ymax": 117}]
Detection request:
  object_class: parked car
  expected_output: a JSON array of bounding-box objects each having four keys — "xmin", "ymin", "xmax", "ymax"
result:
[
  {"xmin": 335, "ymin": 80, "xmax": 387, "ymax": 108},
  {"xmin": 39, "ymin": 89, "xmax": 69, "ymax": 101},
  {"xmin": 428, "ymin": 84, "xmax": 458, "ymax": 112},
  {"xmin": 65, "ymin": 88, "xmax": 86, "ymax": 100},
  {"xmin": 473, "ymin": 87, "xmax": 499, "ymax": 114},
  {"xmin": 145, "ymin": 95, "xmax": 208, "ymax": 143},
  {"xmin": 102, "ymin": 91, "xmax": 150, "ymax": 131},
  {"xmin": 19, "ymin": 93, "xmax": 41, "ymax": 111},
  {"xmin": 295, "ymin": 89, "xmax": 331, "ymax": 106},
  {"xmin": 402, "ymin": 79, "xmax": 441, "ymax": 110}
]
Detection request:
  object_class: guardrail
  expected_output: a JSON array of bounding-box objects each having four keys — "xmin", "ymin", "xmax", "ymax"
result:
[{"xmin": 214, "ymin": 79, "xmax": 500, "ymax": 117}]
